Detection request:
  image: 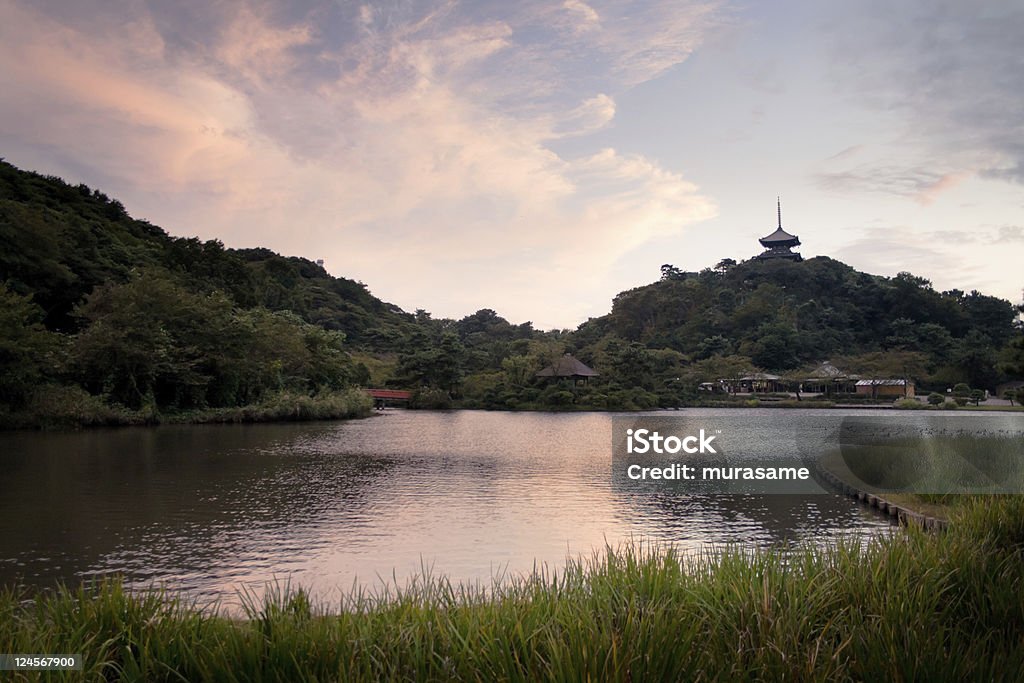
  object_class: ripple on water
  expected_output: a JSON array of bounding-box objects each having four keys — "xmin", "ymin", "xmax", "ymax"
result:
[{"xmin": 0, "ymin": 409, "xmax": 979, "ymax": 605}]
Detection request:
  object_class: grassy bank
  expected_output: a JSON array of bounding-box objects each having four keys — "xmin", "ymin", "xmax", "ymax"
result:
[
  {"xmin": 0, "ymin": 387, "xmax": 373, "ymax": 430},
  {"xmin": 3, "ymin": 498, "xmax": 1024, "ymax": 681}
]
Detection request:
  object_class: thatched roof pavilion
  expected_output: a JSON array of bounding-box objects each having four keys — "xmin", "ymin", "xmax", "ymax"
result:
[
  {"xmin": 803, "ymin": 361, "xmax": 858, "ymax": 395},
  {"xmin": 536, "ymin": 353, "xmax": 599, "ymax": 382}
]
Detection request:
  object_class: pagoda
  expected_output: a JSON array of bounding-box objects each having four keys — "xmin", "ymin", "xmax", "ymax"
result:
[{"xmin": 755, "ymin": 198, "xmax": 802, "ymax": 261}]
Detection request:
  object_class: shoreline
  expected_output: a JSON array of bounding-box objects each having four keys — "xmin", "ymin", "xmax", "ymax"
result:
[
  {"xmin": 3, "ymin": 498, "xmax": 1022, "ymax": 680},
  {"xmin": 0, "ymin": 388, "xmax": 374, "ymax": 432},
  {"xmin": 816, "ymin": 463, "xmax": 952, "ymax": 530},
  {"xmin": 4, "ymin": 397, "xmax": 1021, "ymax": 431}
]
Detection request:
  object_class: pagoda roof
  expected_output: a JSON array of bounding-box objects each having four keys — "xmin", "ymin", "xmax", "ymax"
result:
[
  {"xmin": 759, "ymin": 198, "xmax": 800, "ymax": 247},
  {"xmin": 536, "ymin": 353, "xmax": 599, "ymax": 378},
  {"xmin": 758, "ymin": 227, "xmax": 801, "ymax": 246}
]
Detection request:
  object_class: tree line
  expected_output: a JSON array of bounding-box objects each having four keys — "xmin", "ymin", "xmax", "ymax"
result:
[{"xmin": 1, "ymin": 159, "xmax": 1021, "ymax": 423}]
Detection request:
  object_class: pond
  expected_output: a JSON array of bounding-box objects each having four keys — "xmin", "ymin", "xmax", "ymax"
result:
[{"xmin": 3, "ymin": 408, "xmax": 988, "ymax": 605}]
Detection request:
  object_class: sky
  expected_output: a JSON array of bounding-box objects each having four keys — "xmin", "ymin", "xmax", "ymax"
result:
[{"xmin": 1, "ymin": 0, "xmax": 1021, "ymax": 329}]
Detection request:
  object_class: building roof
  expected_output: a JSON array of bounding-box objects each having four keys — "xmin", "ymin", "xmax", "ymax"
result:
[
  {"xmin": 739, "ymin": 372, "xmax": 781, "ymax": 381},
  {"xmin": 806, "ymin": 361, "xmax": 858, "ymax": 380},
  {"xmin": 808, "ymin": 361, "xmax": 844, "ymax": 378},
  {"xmin": 758, "ymin": 227, "xmax": 801, "ymax": 246},
  {"xmin": 536, "ymin": 353, "xmax": 599, "ymax": 378},
  {"xmin": 856, "ymin": 379, "xmax": 912, "ymax": 386}
]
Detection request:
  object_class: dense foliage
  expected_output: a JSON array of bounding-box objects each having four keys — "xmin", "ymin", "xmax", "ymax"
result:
[
  {"xmin": 0, "ymin": 160, "xmax": 383, "ymax": 424},
  {"xmin": 450, "ymin": 260, "xmax": 1021, "ymax": 410},
  {"xmin": 591, "ymin": 259, "xmax": 1020, "ymax": 385},
  {"xmin": 1, "ymin": 159, "xmax": 1021, "ymax": 423}
]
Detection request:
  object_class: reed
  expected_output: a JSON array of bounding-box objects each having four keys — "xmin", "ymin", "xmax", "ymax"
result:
[{"xmin": 3, "ymin": 497, "xmax": 1024, "ymax": 681}]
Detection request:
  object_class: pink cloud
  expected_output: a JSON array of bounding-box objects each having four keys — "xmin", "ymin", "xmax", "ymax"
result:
[{"xmin": 0, "ymin": 0, "xmax": 720, "ymax": 327}]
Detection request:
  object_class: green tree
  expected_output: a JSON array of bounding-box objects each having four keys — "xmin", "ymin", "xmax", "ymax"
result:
[
  {"xmin": 927, "ymin": 392, "xmax": 945, "ymax": 406},
  {"xmin": 684, "ymin": 355, "xmax": 755, "ymax": 393},
  {"xmin": 951, "ymin": 383, "xmax": 971, "ymax": 407},
  {"xmin": 605, "ymin": 340, "xmax": 655, "ymax": 389},
  {"xmin": 714, "ymin": 258, "xmax": 737, "ymax": 274},
  {"xmin": 71, "ymin": 272, "xmax": 204, "ymax": 409},
  {"xmin": 952, "ymin": 331, "xmax": 999, "ymax": 390},
  {"xmin": 998, "ymin": 334, "xmax": 1024, "ymax": 378},
  {"xmin": 395, "ymin": 332, "xmax": 465, "ymax": 396},
  {"xmin": 695, "ymin": 335, "xmax": 731, "ymax": 360},
  {"xmin": 0, "ymin": 283, "xmax": 60, "ymax": 408},
  {"xmin": 744, "ymin": 322, "xmax": 802, "ymax": 370},
  {"xmin": 70, "ymin": 270, "xmax": 360, "ymax": 410},
  {"xmin": 501, "ymin": 355, "xmax": 533, "ymax": 387},
  {"xmin": 841, "ymin": 351, "xmax": 929, "ymax": 384},
  {"xmin": 660, "ymin": 264, "xmax": 684, "ymax": 281}
]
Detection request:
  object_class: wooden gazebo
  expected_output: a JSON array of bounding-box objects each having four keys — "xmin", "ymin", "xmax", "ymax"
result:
[{"xmin": 536, "ymin": 353, "xmax": 599, "ymax": 385}]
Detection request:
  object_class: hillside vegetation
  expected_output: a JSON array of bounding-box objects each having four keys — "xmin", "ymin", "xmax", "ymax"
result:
[{"xmin": 1, "ymin": 159, "xmax": 1021, "ymax": 423}]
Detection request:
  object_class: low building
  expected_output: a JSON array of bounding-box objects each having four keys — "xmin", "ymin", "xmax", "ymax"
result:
[
  {"xmin": 735, "ymin": 372, "xmax": 784, "ymax": 393},
  {"xmin": 995, "ymin": 380, "xmax": 1024, "ymax": 399},
  {"xmin": 536, "ymin": 353, "xmax": 599, "ymax": 385},
  {"xmin": 802, "ymin": 361, "xmax": 858, "ymax": 395},
  {"xmin": 855, "ymin": 379, "xmax": 915, "ymax": 398}
]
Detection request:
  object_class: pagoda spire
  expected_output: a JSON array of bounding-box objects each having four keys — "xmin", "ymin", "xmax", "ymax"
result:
[{"xmin": 755, "ymin": 196, "xmax": 802, "ymax": 261}]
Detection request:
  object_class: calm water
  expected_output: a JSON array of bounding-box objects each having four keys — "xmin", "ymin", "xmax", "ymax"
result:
[{"xmin": 0, "ymin": 409, "xmax": 950, "ymax": 604}]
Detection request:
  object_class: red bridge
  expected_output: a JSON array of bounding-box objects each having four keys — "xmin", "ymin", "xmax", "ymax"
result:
[{"xmin": 365, "ymin": 388, "xmax": 412, "ymax": 409}]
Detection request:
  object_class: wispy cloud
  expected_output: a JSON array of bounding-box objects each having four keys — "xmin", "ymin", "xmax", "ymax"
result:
[
  {"xmin": 823, "ymin": 0, "xmax": 1024, "ymax": 187},
  {"xmin": 995, "ymin": 225, "xmax": 1024, "ymax": 243},
  {"xmin": 0, "ymin": 0, "xmax": 722, "ymax": 327},
  {"xmin": 561, "ymin": 0, "xmax": 601, "ymax": 34},
  {"xmin": 815, "ymin": 162, "xmax": 970, "ymax": 205},
  {"xmin": 832, "ymin": 226, "xmax": 984, "ymax": 286}
]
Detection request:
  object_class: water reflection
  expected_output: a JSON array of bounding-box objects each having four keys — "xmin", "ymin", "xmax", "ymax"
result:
[{"xmin": 0, "ymin": 409, "xmax": 938, "ymax": 604}]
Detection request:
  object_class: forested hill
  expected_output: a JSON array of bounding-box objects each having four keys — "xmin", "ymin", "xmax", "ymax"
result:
[
  {"xmin": 1, "ymin": 158, "xmax": 1021, "ymax": 422},
  {"xmin": 0, "ymin": 159, "xmax": 416, "ymax": 346},
  {"xmin": 571, "ymin": 258, "xmax": 1020, "ymax": 391},
  {"xmin": 0, "ymin": 158, "xmax": 431, "ymax": 422}
]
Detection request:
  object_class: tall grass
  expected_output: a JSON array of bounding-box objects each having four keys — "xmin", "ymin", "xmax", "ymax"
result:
[
  {"xmin": 3, "ymin": 498, "xmax": 1024, "ymax": 681},
  {"xmin": 187, "ymin": 388, "xmax": 373, "ymax": 424},
  {"xmin": 2, "ymin": 387, "xmax": 373, "ymax": 430}
]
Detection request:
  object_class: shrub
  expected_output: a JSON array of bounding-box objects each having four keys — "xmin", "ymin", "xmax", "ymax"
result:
[
  {"xmin": 20, "ymin": 384, "xmax": 145, "ymax": 428},
  {"xmin": 772, "ymin": 399, "xmax": 835, "ymax": 408},
  {"xmin": 952, "ymin": 383, "xmax": 971, "ymax": 398},
  {"xmin": 631, "ymin": 390, "xmax": 660, "ymax": 409},
  {"xmin": 895, "ymin": 398, "xmax": 924, "ymax": 410},
  {"xmin": 411, "ymin": 387, "xmax": 452, "ymax": 409},
  {"xmin": 544, "ymin": 390, "xmax": 576, "ymax": 407}
]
